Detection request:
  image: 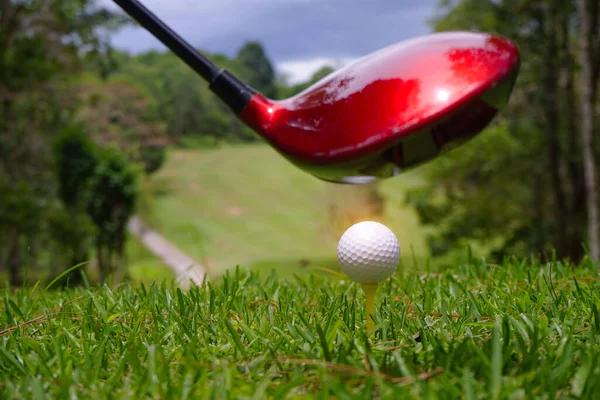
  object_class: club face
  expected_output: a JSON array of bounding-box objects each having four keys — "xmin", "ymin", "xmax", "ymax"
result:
[{"xmin": 240, "ymin": 32, "xmax": 520, "ymax": 183}]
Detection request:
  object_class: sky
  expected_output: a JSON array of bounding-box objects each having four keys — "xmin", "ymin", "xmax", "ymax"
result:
[{"xmin": 101, "ymin": 0, "xmax": 439, "ymax": 84}]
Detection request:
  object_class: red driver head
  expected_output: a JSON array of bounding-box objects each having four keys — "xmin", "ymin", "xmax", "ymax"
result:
[
  {"xmin": 240, "ymin": 32, "xmax": 520, "ymax": 183},
  {"xmin": 110, "ymin": 1, "xmax": 520, "ymax": 184}
]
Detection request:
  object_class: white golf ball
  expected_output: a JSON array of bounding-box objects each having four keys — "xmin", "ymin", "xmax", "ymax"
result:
[{"xmin": 337, "ymin": 221, "xmax": 400, "ymax": 283}]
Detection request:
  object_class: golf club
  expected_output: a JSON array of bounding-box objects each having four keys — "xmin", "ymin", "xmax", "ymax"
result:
[{"xmin": 113, "ymin": 0, "xmax": 520, "ymax": 183}]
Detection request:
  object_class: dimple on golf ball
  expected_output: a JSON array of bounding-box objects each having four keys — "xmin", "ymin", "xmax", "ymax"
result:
[{"xmin": 337, "ymin": 221, "xmax": 401, "ymax": 283}]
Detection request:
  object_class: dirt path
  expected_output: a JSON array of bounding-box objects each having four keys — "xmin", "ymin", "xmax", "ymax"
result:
[{"xmin": 127, "ymin": 216, "xmax": 206, "ymax": 288}]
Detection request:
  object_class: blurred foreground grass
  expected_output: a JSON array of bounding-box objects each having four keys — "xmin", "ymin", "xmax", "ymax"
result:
[{"xmin": 2, "ymin": 257, "xmax": 600, "ymax": 398}]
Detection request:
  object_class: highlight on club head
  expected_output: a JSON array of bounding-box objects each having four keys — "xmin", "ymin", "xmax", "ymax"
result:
[
  {"xmin": 112, "ymin": 0, "xmax": 520, "ymax": 184},
  {"xmin": 240, "ymin": 32, "xmax": 520, "ymax": 183}
]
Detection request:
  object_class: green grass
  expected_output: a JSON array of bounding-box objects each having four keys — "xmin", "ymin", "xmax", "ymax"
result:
[
  {"xmin": 3, "ymin": 257, "xmax": 600, "ymax": 398},
  {"xmin": 129, "ymin": 143, "xmax": 430, "ymax": 277}
]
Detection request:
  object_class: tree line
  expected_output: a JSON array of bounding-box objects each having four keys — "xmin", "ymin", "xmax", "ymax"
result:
[
  {"xmin": 407, "ymin": 0, "xmax": 600, "ymax": 264},
  {"xmin": 105, "ymin": 42, "xmax": 335, "ymax": 146},
  {"xmin": 0, "ymin": 0, "xmax": 332, "ymax": 286},
  {"xmin": 0, "ymin": 0, "xmax": 163, "ymax": 285}
]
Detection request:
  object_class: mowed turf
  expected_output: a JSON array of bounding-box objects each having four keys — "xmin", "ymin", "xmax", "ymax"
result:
[
  {"xmin": 2, "ymin": 259, "xmax": 600, "ymax": 398},
  {"xmin": 128, "ymin": 144, "xmax": 429, "ymax": 278}
]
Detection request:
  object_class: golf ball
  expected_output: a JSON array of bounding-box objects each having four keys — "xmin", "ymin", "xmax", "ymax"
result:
[{"xmin": 337, "ymin": 221, "xmax": 400, "ymax": 283}]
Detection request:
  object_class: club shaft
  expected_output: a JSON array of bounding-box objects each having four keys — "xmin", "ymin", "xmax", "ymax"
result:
[
  {"xmin": 113, "ymin": 0, "xmax": 219, "ymax": 82},
  {"xmin": 112, "ymin": 0, "xmax": 257, "ymax": 114}
]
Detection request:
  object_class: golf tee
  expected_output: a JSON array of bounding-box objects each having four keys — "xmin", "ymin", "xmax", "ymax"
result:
[{"xmin": 360, "ymin": 283, "xmax": 379, "ymax": 336}]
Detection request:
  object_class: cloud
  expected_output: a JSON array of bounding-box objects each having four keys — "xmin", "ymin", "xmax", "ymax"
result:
[
  {"xmin": 102, "ymin": 0, "xmax": 437, "ymax": 82},
  {"xmin": 277, "ymin": 57, "xmax": 355, "ymax": 84}
]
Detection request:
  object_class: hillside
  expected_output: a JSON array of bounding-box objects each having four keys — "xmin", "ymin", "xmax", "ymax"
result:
[{"xmin": 127, "ymin": 144, "xmax": 430, "ymax": 278}]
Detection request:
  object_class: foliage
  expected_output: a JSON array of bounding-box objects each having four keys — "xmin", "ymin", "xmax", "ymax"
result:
[
  {"xmin": 139, "ymin": 146, "xmax": 167, "ymax": 175},
  {"xmin": 409, "ymin": 0, "xmax": 600, "ymax": 262},
  {"xmin": 87, "ymin": 147, "xmax": 140, "ymax": 281},
  {"xmin": 53, "ymin": 125, "xmax": 99, "ymax": 207},
  {"xmin": 77, "ymin": 77, "xmax": 169, "ymax": 173},
  {"xmin": 46, "ymin": 205, "xmax": 96, "ymax": 279},
  {"xmin": 2, "ymin": 259, "xmax": 600, "ymax": 397},
  {"xmin": 0, "ymin": 177, "xmax": 55, "ymax": 282},
  {"xmin": 107, "ymin": 41, "xmax": 278, "ymax": 145},
  {"xmin": 236, "ymin": 41, "xmax": 278, "ymax": 98},
  {"xmin": 407, "ymin": 123, "xmax": 539, "ymax": 258},
  {"xmin": 51, "ymin": 126, "xmax": 99, "ymax": 283},
  {"xmin": 109, "ymin": 41, "xmax": 279, "ymax": 145},
  {"xmin": 0, "ymin": 0, "xmax": 334, "ymax": 285},
  {"xmin": 0, "ymin": 0, "xmax": 128, "ymax": 285},
  {"xmin": 52, "ymin": 125, "xmax": 146, "ymax": 284}
]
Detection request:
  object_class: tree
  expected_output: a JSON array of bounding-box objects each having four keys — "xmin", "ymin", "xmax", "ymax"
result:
[
  {"xmin": 129, "ymin": 52, "xmax": 206, "ymax": 144},
  {"xmin": 87, "ymin": 147, "xmax": 139, "ymax": 282},
  {"xmin": 577, "ymin": 0, "xmax": 600, "ymax": 262},
  {"xmin": 0, "ymin": 0, "xmax": 126, "ymax": 285},
  {"xmin": 236, "ymin": 41, "xmax": 278, "ymax": 98},
  {"xmin": 52, "ymin": 125, "xmax": 99, "ymax": 284},
  {"xmin": 76, "ymin": 78, "xmax": 169, "ymax": 173},
  {"xmin": 115, "ymin": 49, "xmax": 258, "ymax": 144},
  {"xmin": 407, "ymin": 0, "xmax": 599, "ymax": 262}
]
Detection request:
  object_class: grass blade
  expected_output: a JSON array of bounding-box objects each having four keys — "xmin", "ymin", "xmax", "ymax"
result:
[
  {"xmin": 45, "ymin": 261, "xmax": 89, "ymax": 291},
  {"xmin": 0, "ymin": 347, "xmax": 26, "ymax": 375},
  {"xmin": 491, "ymin": 316, "xmax": 503, "ymax": 399},
  {"xmin": 224, "ymin": 319, "xmax": 247, "ymax": 357}
]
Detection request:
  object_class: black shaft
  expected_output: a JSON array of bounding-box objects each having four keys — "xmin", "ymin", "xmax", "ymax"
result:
[
  {"xmin": 113, "ymin": 0, "xmax": 219, "ymax": 82},
  {"xmin": 112, "ymin": 0, "xmax": 257, "ymax": 113}
]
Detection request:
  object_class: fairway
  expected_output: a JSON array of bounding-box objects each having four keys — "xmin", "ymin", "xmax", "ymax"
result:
[{"xmin": 128, "ymin": 144, "xmax": 430, "ymax": 278}]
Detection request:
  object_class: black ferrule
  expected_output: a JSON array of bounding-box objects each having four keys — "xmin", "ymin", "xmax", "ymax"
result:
[{"xmin": 209, "ymin": 69, "xmax": 257, "ymax": 115}]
